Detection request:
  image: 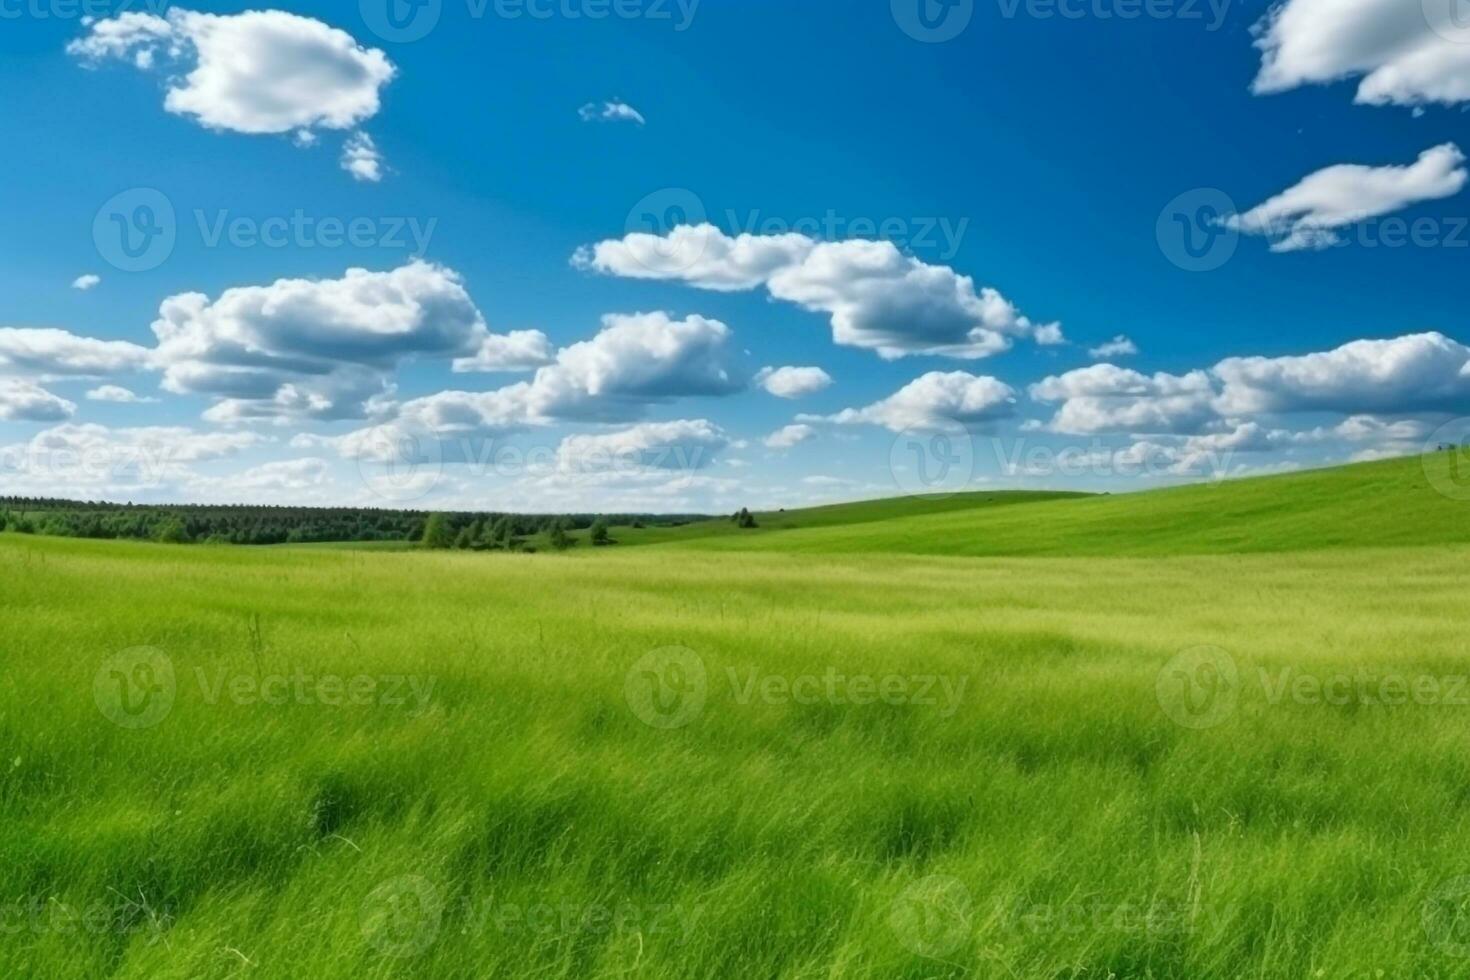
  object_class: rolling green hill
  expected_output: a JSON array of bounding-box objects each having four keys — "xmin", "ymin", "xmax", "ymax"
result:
[{"xmin": 636, "ymin": 452, "xmax": 1470, "ymax": 557}]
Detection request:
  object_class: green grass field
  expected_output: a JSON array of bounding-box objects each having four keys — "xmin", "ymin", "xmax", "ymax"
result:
[{"xmin": 6, "ymin": 453, "xmax": 1470, "ymax": 978}]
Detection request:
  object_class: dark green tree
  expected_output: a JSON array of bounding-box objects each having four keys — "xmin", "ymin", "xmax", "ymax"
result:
[
  {"xmin": 421, "ymin": 513, "xmax": 453, "ymax": 549},
  {"xmin": 589, "ymin": 517, "xmax": 612, "ymax": 547}
]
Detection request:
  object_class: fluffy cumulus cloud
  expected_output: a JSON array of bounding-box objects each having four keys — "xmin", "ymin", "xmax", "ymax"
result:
[
  {"xmin": 1031, "ymin": 333, "xmax": 1470, "ymax": 442},
  {"xmin": 322, "ymin": 312, "xmax": 746, "ymax": 459},
  {"xmin": 805, "ymin": 371, "xmax": 1016, "ymax": 433},
  {"xmin": 574, "ymin": 225, "xmax": 1061, "ymax": 360},
  {"xmin": 452, "ymin": 330, "xmax": 554, "ymax": 373},
  {"xmin": 1029, "ymin": 364, "xmax": 1219, "ymax": 435},
  {"xmin": 765, "ymin": 423, "xmax": 816, "ymax": 449},
  {"xmin": 0, "ymin": 328, "xmax": 151, "ymax": 378},
  {"xmin": 1213, "ymin": 332, "xmax": 1470, "ymax": 416},
  {"xmin": 512, "ymin": 312, "xmax": 746, "ymax": 423},
  {"xmin": 1089, "ymin": 335, "xmax": 1138, "ymax": 359},
  {"xmin": 0, "ymin": 380, "xmax": 75, "ymax": 422},
  {"xmin": 755, "ymin": 365, "xmax": 833, "ymax": 399},
  {"xmin": 68, "ymin": 9, "xmax": 394, "ymax": 134},
  {"xmin": 556, "ymin": 420, "xmax": 728, "ymax": 473},
  {"xmin": 149, "ymin": 261, "xmax": 500, "ymax": 423},
  {"xmin": 578, "ymin": 100, "xmax": 645, "ymax": 125},
  {"xmin": 0, "ymin": 423, "xmax": 265, "ymax": 495},
  {"xmin": 1253, "ymin": 0, "xmax": 1470, "ymax": 107},
  {"xmin": 1225, "ymin": 144, "xmax": 1468, "ymax": 251}
]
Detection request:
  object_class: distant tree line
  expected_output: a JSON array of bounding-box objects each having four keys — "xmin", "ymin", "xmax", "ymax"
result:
[{"xmin": 0, "ymin": 497, "xmax": 706, "ymax": 548}]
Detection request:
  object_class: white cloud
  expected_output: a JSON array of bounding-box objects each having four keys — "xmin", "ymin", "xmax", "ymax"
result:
[
  {"xmin": 69, "ymin": 9, "xmax": 395, "ymax": 136},
  {"xmin": 72, "ymin": 274, "xmax": 101, "ymax": 291},
  {"xmin": 325, "ymin": 312, "xmax": 746, "ymax": 456},
  {"xmin": 86, "ymin": 385, "xmax": 157, "ymax": 404},
  {"xmin": 1213, "ymin": 332, "xmax": 1470, "ymax": 416},
  {"xmin": 1225, "ymin": 144, "xmax": 1468, "ymax": 251},
  {"xmin": 150, "ymin": 261, "xmax": 491, "ymax": 423},
  {"xmin": 755, "ymin": 365, "xmax": 833, "ymax": 399},
  {"xmin": 1089, "ymin": 335, "xmax": 1138, "ymax": 359},
  {"xmin": 514, "ymin": 311, "xmax": 746, "ymax": 423},
  {"xmin": 452, "ymin": 330, "xmax": 554, "ymax": 373},
  {"xmin": 578, "ymin": 100, "xmax": 646, "ymax": 125},
  {"xmin": 1253, "ymin": 0, "xmax": 1470, "ymax": 107},
  {"xmin": 765, "ymin": 423, "xmax": 816, "ymax": 449},
  {"xmin": 0, "ymin": 328, "xmax": 151, "ymax": 378},
  {"xmin": 574, "ymin": 225, "xmax": 1060, "ymax": 360},
  {"xmin": 340, "ymin": 131, "xmax": 384, "ymax": 182},
  {"xmin": 0, "ymin": 380, "xmax": 75, "ymax": 422},
  {"xmin": 0, "ymin": 423, "xmax": 264, "ymax": 494},
  {"xmin": 1029, "ymin": 364, "xmax": 1218, "ymax": 435},
  {"xmin": 556, "ymin": 420, "xmax": 728, "ymax": 473},
  {"xmin": 806, "ymin": 371, "xmax": 1016, "ymax": 433}
]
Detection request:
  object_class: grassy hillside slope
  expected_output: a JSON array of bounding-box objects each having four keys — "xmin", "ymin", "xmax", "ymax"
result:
[
  {"xmin": 645, "ymin": 452, "xmax": 1470, "ymax": 557},
  {"xmin": 4, "ymin": 532, "xmax": 1470, "ymax": 978}
]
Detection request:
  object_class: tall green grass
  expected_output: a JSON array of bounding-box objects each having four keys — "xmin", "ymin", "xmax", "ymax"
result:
[{"xmin": 6, "ymin": 456, "xmax": 1470, "ymax": 978}]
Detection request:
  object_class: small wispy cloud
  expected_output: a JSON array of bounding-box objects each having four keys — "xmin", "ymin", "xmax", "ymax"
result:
[
  {"xmin": 1089, "ymin": 335, "xmax": 1138, "ymax": 359},
  {"xmin": 72, "ymin": 274, "xmax": 101, "ymax": 291},
  {"xmin": 340, "ymin": 131, "xmax": 384, "ymax": 183},
  {"xmin": 578, "ymin": 100, "xmax": 645, "ymax": 126}
]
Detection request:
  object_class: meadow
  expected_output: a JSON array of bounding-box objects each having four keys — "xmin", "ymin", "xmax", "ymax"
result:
[{"xmin": 5, "ymin": 454, "xmax": 1470, "ymax": 978}]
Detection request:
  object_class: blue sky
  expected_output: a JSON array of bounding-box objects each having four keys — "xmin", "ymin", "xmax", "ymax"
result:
[{"xmin": 2, "ymin": 0, "xmax": 1469, "ymax": 511}]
